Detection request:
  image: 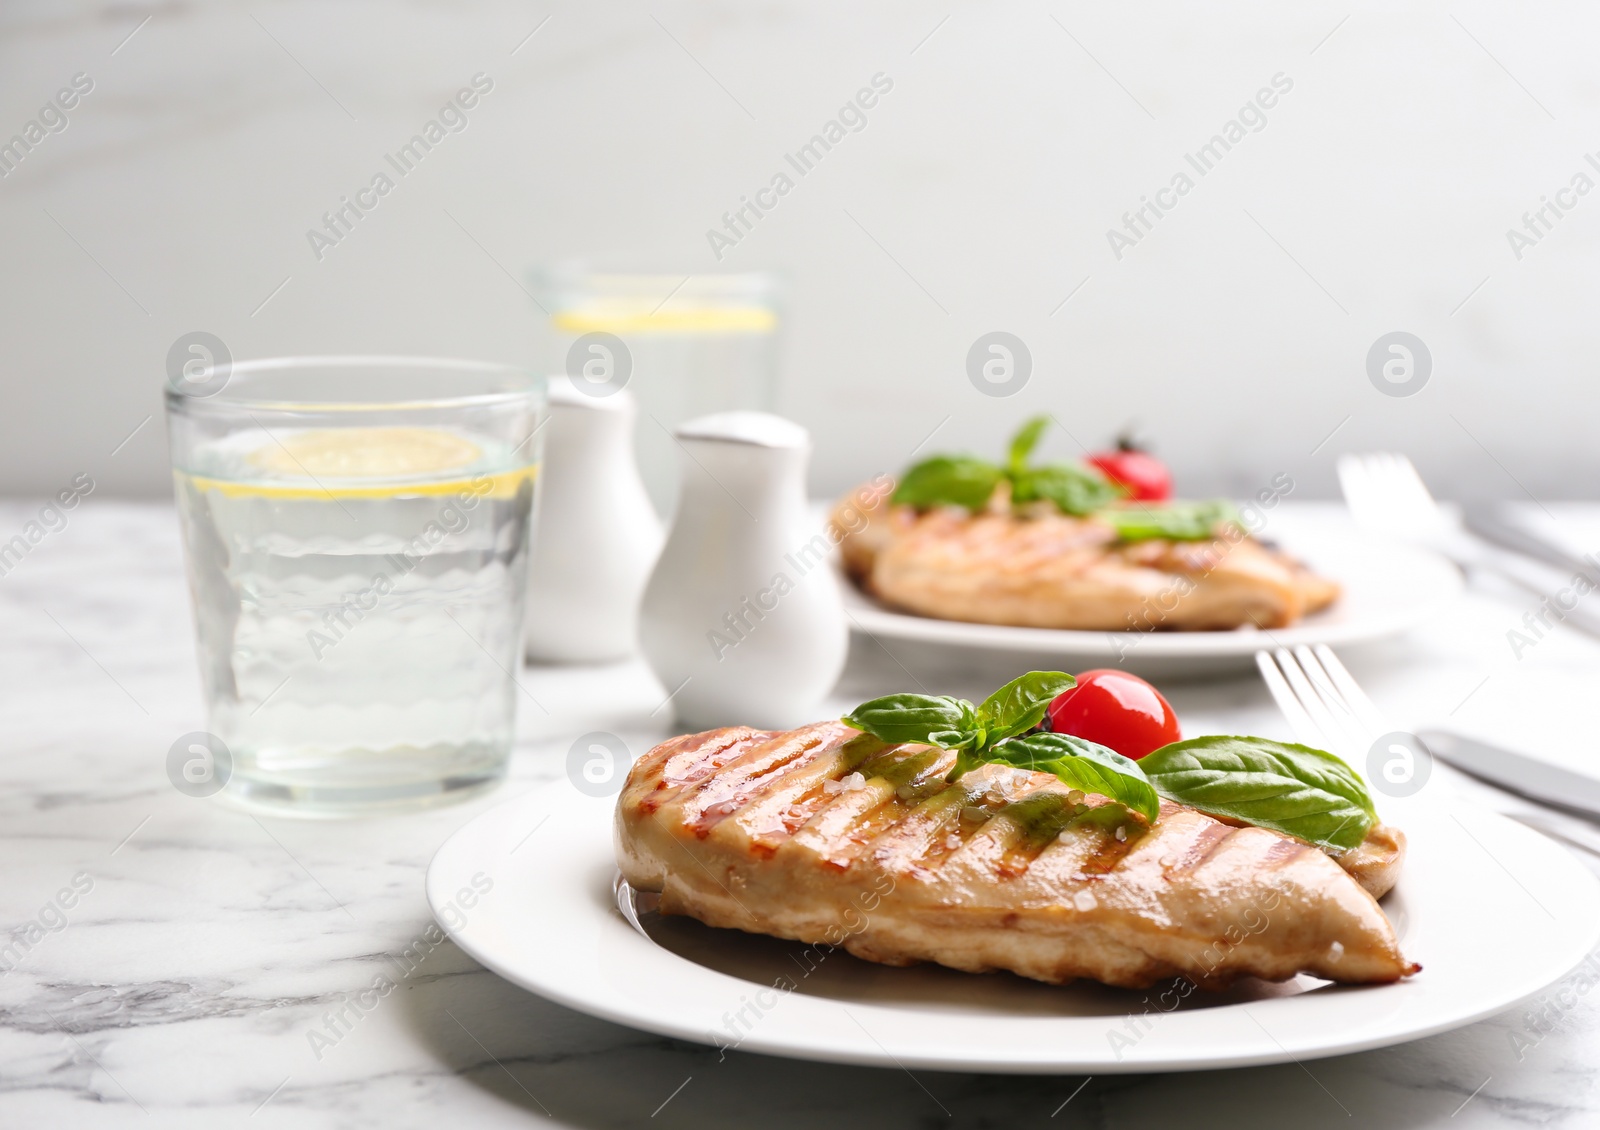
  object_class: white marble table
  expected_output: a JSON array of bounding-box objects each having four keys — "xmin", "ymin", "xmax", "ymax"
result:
[{"xmin": 3, "ymin": 500, "xmax": 1599, "ymax": 1129}]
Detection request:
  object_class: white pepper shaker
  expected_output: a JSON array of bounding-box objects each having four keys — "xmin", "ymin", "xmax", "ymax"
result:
[
  {"xmin": 524, "ymin": 376, "xmax": 662, "ymax": 663},
  {"xmin": 639, "ymin": 412, "xmax": 847, "ymax": 729}
]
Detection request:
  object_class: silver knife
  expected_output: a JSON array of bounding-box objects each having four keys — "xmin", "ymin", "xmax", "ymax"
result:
[
  {"xmin": 1433, "ymin": 760, "xmax": 1600, "ymax": 859},
  {"xmin": 1447, "ymin": 513, "xmax": 1600, "ymax": 642},
  {"xmin": 1464, "ymin": 505, "xmax": 1600, "ymax": 585},
  {"xmin": 1418, "ymin": 729, "xmax": 1600, "ymax": 822}
]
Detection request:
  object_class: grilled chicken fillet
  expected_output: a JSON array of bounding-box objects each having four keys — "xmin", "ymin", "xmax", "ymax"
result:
[
  {"xmin": 833, "ymin": 486, "xmax": 1339, "ymax": 631},
  {"xmin": 617, "ymin": 722, "xmax": 1416, "ymax": 990}
]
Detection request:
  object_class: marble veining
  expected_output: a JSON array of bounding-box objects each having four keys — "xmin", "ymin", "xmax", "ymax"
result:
[{"xmin": 2, "ymin": 501, "xmax": 1599, "ymax": 1128}]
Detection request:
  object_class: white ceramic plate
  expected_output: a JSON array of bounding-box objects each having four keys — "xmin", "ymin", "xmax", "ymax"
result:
[
  {"xmin": 837, "ymin": 526, "xmax": 1463, "ymax": 676},
  {"xmin": 427, "ymin": 783, "xmax": 1600, "ymax": 1074}
]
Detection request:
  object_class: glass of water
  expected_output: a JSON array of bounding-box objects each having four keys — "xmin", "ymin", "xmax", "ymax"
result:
[
  {"xmin": 535, "ymin": 268, "xmax": 780, "ymax": 514},
  {"xmin": 165, "ymin": 356, "xmax": 544, "ymax": 814}
]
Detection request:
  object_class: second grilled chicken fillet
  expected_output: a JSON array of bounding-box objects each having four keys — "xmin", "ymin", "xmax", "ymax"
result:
[
  {"xmin": 833, "ymin": 487, "xmax": 1339, "ymax": 631},
  {"xmin": 617, "ymin": 722, "xmax": 1416, "ymax": 990}
]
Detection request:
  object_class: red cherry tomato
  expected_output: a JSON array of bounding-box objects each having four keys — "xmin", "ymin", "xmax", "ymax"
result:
[
  {"xmin": 1044, "ymin": 669, "xmax": 1180, "ymax": 760},
  {"xmin": 1087, "ymin": 441, "xmax": 1172, "ymax": 502}
]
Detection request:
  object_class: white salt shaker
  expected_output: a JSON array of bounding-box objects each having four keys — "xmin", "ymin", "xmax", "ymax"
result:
[
  {"xmin": 524, "ymin": 376, "xmax": 662, "ymax": 663},
  {"xmin": 640, "ymin": 412, "xmax": 848, "ymax": 729}
]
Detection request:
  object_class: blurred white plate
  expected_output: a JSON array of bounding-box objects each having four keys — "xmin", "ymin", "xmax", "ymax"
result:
[
  {"xmin": 838, "ymin": 526, "xmax": 1463, "ymax": 676},
  {"xmin": 427, "ymin": 783, "xmax": 1600, "ymax": 1074}
]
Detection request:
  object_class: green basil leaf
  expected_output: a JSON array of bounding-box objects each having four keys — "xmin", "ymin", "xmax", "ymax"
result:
[
  {"xmin": 1012, "ymin": 463, "xmax": 1123, "ymax": 516},
  {"xmin": 1007, "ymin": 415, "xmax": 1051, "ymax": 475},
  {"xmin": 891, "ymin": 456, "xmax": 1004, "ymax": 511},
  {"xmin": 976, "ymin": 671, "xmax": 1075, "ymax": 742},
  {"xmin": 949, "ymin": 746, "xmax": 984, "ymax": 781},
  {"xmin": 1099, "ymin": 499, "xmax": 1243, "ymax": 542},
  {"xmin": 986, "ymin": 732, "xmax": 1160, "ymax": 824},
  {"xmin": 841, "ymin": 693, "xmax": 975, "ymax": 745},
  {"xmin": 1140, "ymin": 735, "xmax": 1376, "ymax": 852}
]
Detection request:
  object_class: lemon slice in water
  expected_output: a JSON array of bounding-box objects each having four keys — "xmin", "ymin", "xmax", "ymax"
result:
[
  {"xmin": 249, "ymin": 427, "xmax": 483, "ymax": 480},
  {"xmin": 185, "ymin": 426, "xmax": 535, "ymax": 500},
  {"xmin": 553, "ymin": 305, "xmax": 776, "ymax": 334}
]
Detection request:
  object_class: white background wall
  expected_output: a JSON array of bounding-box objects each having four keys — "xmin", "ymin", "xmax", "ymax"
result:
[{"xmin": 3, "ymin": 0, "xmax": 1598, "ymax": 504}]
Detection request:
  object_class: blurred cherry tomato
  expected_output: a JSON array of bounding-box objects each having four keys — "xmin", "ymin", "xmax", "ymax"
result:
[
  {"xmin": 1087, "ymin": 439, "xmax": 1172, "ymax": 502},
  {"xmin": 1043, "ymin": 669, "xmax": 1180, "ymax": 760}
]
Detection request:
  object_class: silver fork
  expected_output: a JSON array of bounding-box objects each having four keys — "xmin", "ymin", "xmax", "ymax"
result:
[
  {"xmin": 1255, "ymin": 645, "xmax": 1600, "ymax": 858},
  {"xmin": 1337, "ymin": 451, "xmax": 1600, "ymax": 641}
]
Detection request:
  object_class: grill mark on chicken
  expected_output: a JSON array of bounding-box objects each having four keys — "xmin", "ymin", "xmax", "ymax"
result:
[
  {"xmin": 1170, "ymin": 822, "xmax": 1237, "ymax": 873},
  {"xmin": 618, "ymin": 723, "xmax": 1417, "ymax": 989},
  {"xmin": 992, "ymin": 793, "xmax": 1081, "ymax": 870},
  {"xmin": 867, "ymin": 785, "xmax": 971, "ymax": 875},
  {"xmin": 640, "ymin": 727, "xmax": 770, "ymax": 815},
  {"xmin": 735, "ymin": 735, "xmax": 889, "ymax": 857},
  {"xmin": 666, "ymin": 727, "xmax": 765, "ymax": 784},
  {"xmin": 1261, "ymin": 835, "xmax": 1314, "ymax": 869},
  {"xmin": 682, "ymin": 727, "xmax": 831, "ymax": 837},
  {"xmin": 779, "ymin": 744, "xmax": 947, "ymax": 868},
  {"xmin": 957, "ymin": 784, "xmax": 1073, "ymax": 880},
  {"xmin": 1081, "ymin": 816, "xmax": 1142, "ymax": 875}
]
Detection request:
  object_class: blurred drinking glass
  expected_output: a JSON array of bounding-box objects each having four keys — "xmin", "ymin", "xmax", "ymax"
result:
[
  {"xmin": 165, "ymin": 356, "xmax": 544, "ymax": 814},
  {"xmin": 536, "ymin": 268, "xmax": 780, "ymax": 514}
]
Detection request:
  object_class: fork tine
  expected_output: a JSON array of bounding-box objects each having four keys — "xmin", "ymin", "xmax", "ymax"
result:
[
  {"xmin": 1255, "ymin": 650, "xmax": 1323, "ymax": 747},
  {"xmin": 1335, "ymin": 454, "xmax": 1372, "ymax": 519},
  {"xmin": 1293, "ymin": 644, "xmax": 1376, "ymax": 751},
  {"xmin": 1272, "ymin": 648, "xmax": 1350, "ymax": 754},
  {"xmin": 1311, "ymin": 644, "xmax": 1390, "ymax": 735},
  {"xmin": 1293, "ymin": 645, "xmax": 1362, "ymax": 726},
  {"xmin": 1339, "ymin": 453, "xmax": 1407, "ymax": 533},
  {"xmin": 1354, "ymin": 451, "xmax": 1452, "ymax": 537},
  {"xmin": 1394, "ymin": 453, "xmax": 1435, "ymax": 503}
]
